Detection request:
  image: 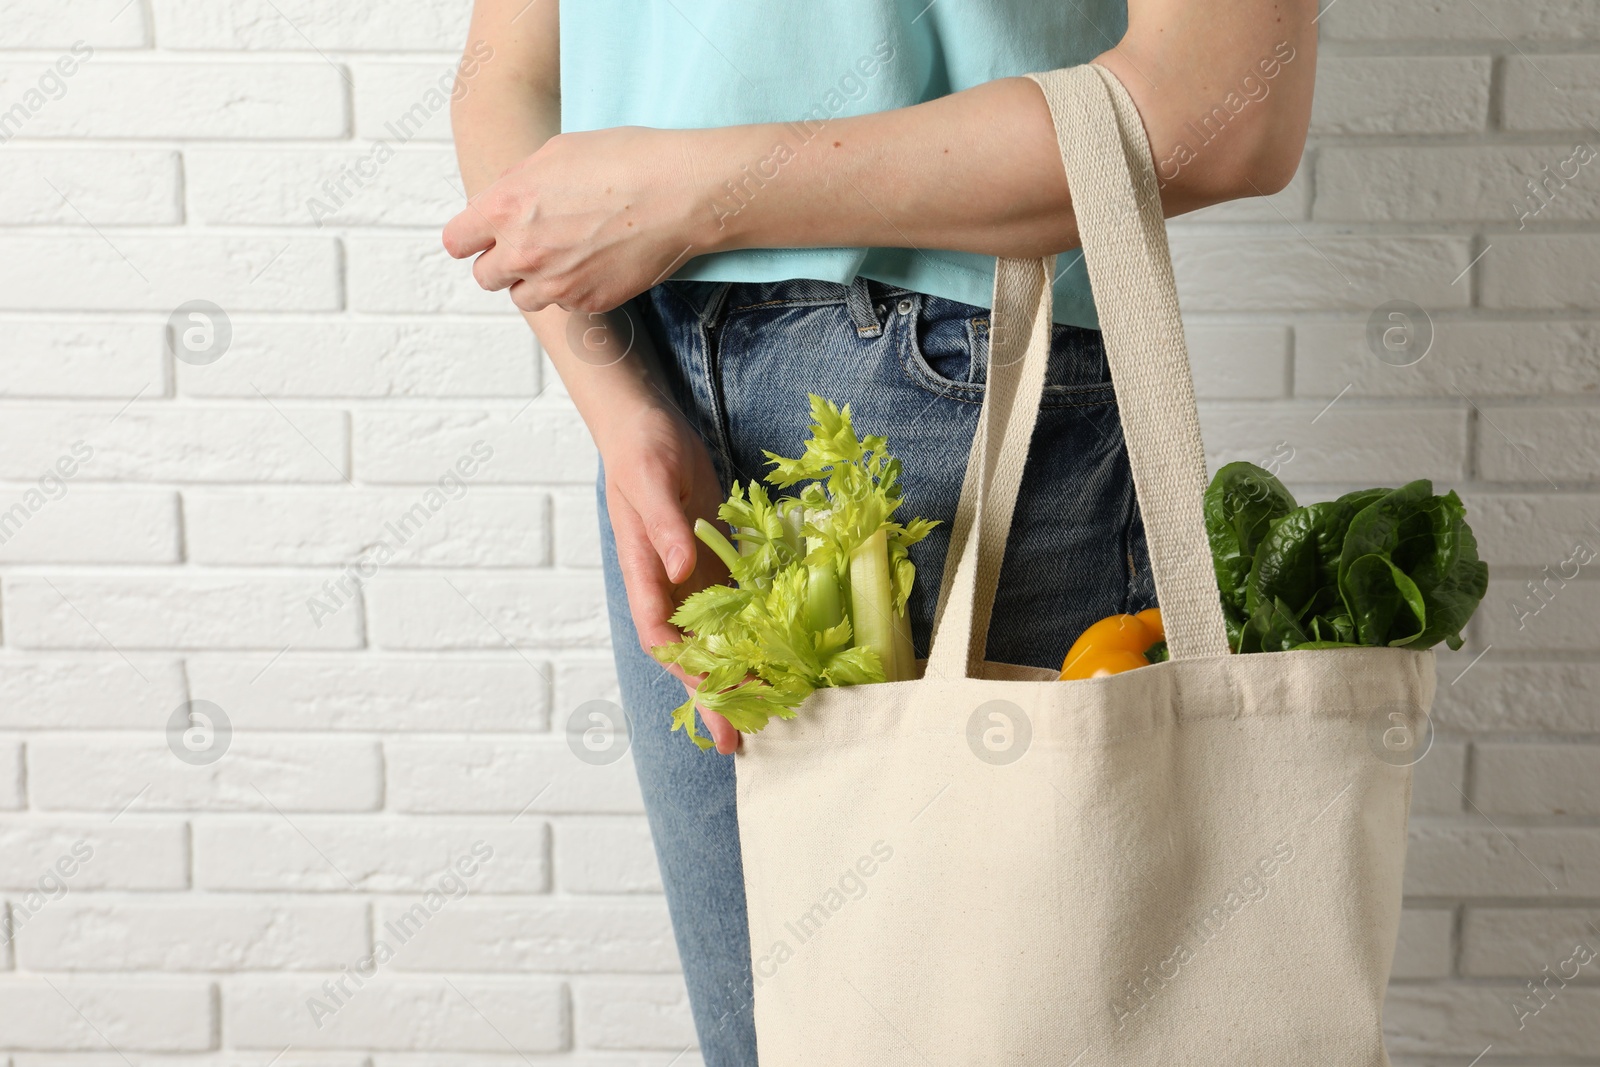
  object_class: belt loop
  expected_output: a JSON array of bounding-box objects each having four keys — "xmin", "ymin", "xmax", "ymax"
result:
[
  {"xmin": 845, "ymin": 276, "xmax": 883, "ymax": 337},
  {"xmin": 699, "ymin": 282, "xmax": 734, "ymax": 333}
]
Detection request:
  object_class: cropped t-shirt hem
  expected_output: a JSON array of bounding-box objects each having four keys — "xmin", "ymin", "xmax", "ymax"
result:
[{"xmin": 669, "ymin": 247, "xmax": 1102, "ymax": 330}]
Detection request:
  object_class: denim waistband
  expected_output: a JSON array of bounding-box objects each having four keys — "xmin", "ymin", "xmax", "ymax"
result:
[{"xmin": 658, "ymin": 276, "xmax": 919, "ymax": 335}]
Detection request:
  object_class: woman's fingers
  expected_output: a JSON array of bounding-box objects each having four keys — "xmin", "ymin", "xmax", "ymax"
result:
[
  {"xmin": 607, "ymin": 483, "xmax": 685, "ymax": 661},
  {"xmin": 471, "ymin": 245, "xmax": 522, "ymax": 293},
  {"xmin": 613, "ymin": 494, "xmax": 739, "ymax": 755},
  {"xmin": 627, "ymin": 464, "xmax": 699, "ymax": 585},
  {"xmin": 506, "ymin": 279, "xmax": 548, "ymax": 314},
  {"xmin": 441, "ymin": 201, "xmax": 499, "ymax": 260},
  {"xmin": 601, "ymin": 410, "xmax": 741, "ymax": 754}
]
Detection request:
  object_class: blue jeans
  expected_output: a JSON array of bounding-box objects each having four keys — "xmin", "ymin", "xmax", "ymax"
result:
[{"xmin": 596, "ymin": 277, "xmax": 1152, "ymax": 1065}]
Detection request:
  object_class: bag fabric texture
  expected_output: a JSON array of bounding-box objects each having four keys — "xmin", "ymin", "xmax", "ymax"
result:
[{"xmin": 734, "ymin": 63, "xmax": 1430, "ymax": 1065}]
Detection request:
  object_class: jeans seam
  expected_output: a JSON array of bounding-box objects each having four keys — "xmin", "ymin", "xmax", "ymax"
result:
[
  {"xmin": 655, "ymin": 283, "xmax": 738, "ymax": 485},
  {"xmin": 700, "ymin": 318, "xmax": 739, "ymax": 485}
]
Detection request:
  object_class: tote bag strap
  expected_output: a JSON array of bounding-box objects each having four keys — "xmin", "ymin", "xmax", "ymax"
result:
[{"xmin": 927, "ymin": 63, "xmax": 1230, "ymax": 678}]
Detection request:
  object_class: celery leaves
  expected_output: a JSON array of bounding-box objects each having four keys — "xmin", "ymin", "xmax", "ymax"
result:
[{"xmin": 650, "ymin": 396, "xmax": 937, "ymax": 749}]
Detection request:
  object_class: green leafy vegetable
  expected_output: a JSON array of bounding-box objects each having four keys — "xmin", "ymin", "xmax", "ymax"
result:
[
  {"xmin": 1241, "ymin": 499, "xmax": 1360, "ymax": 652},
  {"xmin": 1204, "ymin": 464, "xmax": 1488, "ymax": 654},
  {"xmin": 1204, "ymin": 462, "xmax": 1298, "ymax": 649},
  {"xmin": 651, "ymin": 396, "xmax": 937, "ymax": 748},
  {"xmin": 1337, "ymin": 480, "xmax": 1488, "ymax": 651},
  {"xmin": 1341, "ymin": 553, "xmax": 1426, "ymax": 648}
]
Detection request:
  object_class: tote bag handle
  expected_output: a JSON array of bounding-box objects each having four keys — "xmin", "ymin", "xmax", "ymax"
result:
[{"xmin": 926, "ymin": 63, "xmax": 1230, "ymax": 678}]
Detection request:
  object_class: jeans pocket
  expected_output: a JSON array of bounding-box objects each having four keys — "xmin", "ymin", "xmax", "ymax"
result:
[
  {"xmin": 900, "ymin": 293, "xmax": 985, "ymax": 401},
  {"xmin": 900, "ymin": 292, "xmax": 1118, "ymax": 407}
]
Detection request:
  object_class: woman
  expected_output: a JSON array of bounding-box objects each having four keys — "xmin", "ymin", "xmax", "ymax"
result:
[{"xmin": 445, "ymin": 1, "xmax": 1315, "ymax": 1060}]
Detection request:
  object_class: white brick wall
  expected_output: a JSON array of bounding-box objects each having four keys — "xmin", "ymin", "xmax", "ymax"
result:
[
  {"xmin": 1175, "ymin": 10, "xmax": 1600, "ymax": 1062},
  {"xmin": 0, "ymin": 0, "xmax": 1593, "ymax": 1062}
]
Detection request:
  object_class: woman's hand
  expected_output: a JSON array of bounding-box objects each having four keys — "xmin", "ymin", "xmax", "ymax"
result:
[
  {"xmin": 600, "ymin": 402, "xmax": 744, "ymax": 755},
  {"xmin": 443, "ymin": 126, "xmax": 716, "ymax": 314}
]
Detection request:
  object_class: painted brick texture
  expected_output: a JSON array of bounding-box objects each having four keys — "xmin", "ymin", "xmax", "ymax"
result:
[{"xmin": 0, "ymin": 0, "xmax": 1594, "ymax": 1061}]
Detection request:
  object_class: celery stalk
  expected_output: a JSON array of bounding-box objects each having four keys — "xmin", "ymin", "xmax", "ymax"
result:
[
  {"xmin": 806, "ymin": 538, "xmax": 844, "ymax": 634},
  {"xmin": 891, "ymin": 602, "xmax": 916, "ymax": 681},
  {"xmin": 694, "ymin": 518, "xmax": 744, "ymax": 575},
  {"xmin": 780, "ymin": 507, "xmax": 805, "ymax": 556},
  {"xmin": 848, "ymin": 527, "xmax": 898, "ymax": 681}
]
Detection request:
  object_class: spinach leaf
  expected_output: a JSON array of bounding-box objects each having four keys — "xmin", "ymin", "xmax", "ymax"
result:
[
  {"xmin": 1405, "ymin": 490, "xmax": 1489, "ymax": 649},
  {"xmin": 1342, "ymin": 552, "xmax": 1427, "ymax": 646},
  {"xmin": 1239, "ymin": 595, "xmax": 1314, "ymax": 653},
  {"xmin": 1335, "ymin": 486, "xmax": 1389, "ymax": 516},
  {"xmin": 1307, "ymin": 611, "xmax": 1357, "ymax": 645},
  {"xmin": 1337, "ymin": 481, "xmax": 1488, "ymax": 650},
  {"xmin": 1204, "ymin": 462, "xmax": 1297, "ymax": 648},
  {"xmin": 1246, "ymin": 499, "xmax": 1358, "ymax": 625}
]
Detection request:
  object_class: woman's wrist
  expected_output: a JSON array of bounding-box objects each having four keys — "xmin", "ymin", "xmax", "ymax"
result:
[
  {"xmin": 682, "ymin": 122, "xmax": 784, "ymax": 255},
  {"xmin": 521, "ymin": 304, "xmax": 683, "ymax": 458},
  {"xmin": 588, "ymin": 389, "xmax": 683, "ymax": 458}
]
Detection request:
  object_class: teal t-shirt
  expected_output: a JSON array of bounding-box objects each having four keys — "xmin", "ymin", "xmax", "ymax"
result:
[{"xmin": 559, "ymin": 1, "xmax": 1126, "ymax": 328}]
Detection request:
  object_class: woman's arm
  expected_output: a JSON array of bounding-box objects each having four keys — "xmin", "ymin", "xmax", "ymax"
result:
[
  {"xmin": 449, "ymin": 0, "xmax": 660, "ymax": 456},
  {"xmin": 714, "ymin": 0, "xmax": 1314, "ymax": 257},
  {"xmin": 451, "ymin": 0, "xmax": 745, "ymax": 753},
  {"xmin": 443, "ymin": 0, "xmax": 1316, "ymax": 313}
]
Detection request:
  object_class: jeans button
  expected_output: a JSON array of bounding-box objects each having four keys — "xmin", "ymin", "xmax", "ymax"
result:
[
  {"xmin": 896, "ymin": 298, "xmax": 913, "ymax": 315},
  {"xmin": 875, "ymin": 303, "xmax": 886, "ymax": 317}
]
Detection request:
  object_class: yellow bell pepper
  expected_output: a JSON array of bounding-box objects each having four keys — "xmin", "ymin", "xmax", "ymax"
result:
[{"xmin": 1059, "ymin": 608, "xmax": 1165, "ymax": 681}]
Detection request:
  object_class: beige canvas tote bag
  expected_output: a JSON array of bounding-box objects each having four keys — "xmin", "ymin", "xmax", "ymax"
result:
[{"xmin": 734, "ymin": 63, "xmax": 1432, "ymax": 1065}]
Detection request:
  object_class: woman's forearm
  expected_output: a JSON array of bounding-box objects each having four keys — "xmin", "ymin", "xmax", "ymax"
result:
[
  {"xmin": 446, "ymin": 0, "xmax": 1318, "ymax": 314},
  {"xmin": 450, "ymin": 9, "xmax": 676, "ymax": 452},
  {"xmin": 694, "ymin": 1, "xmax": 1316, "ymax": 260},
  {"xmin": 693, "ymin": 77, "xmax": 1079, "ymax": 259}
]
